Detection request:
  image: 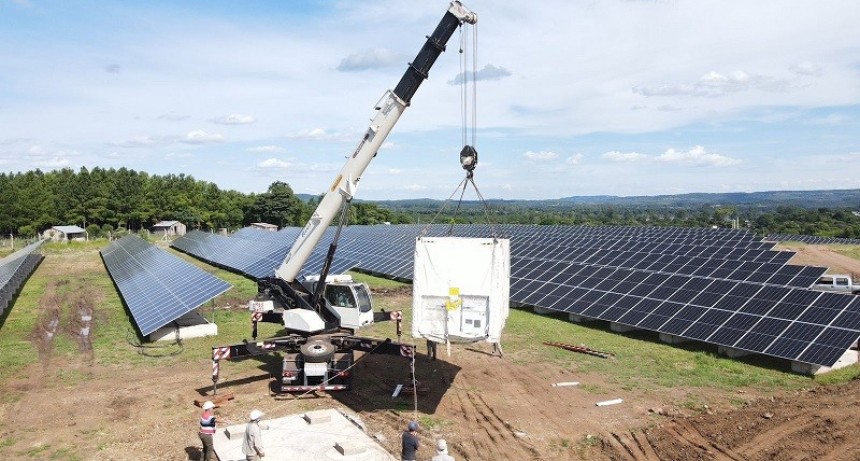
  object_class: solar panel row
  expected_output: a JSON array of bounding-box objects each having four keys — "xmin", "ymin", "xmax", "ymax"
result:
[
  {"xmin": 171, "ymin": 224, "xmax": 860, "ymax": 367},
  {"xmin": 767, "ymin": 234, "xmax": 860, "ymax": 246},
  {"xmin": 101, "ymin": 235, "xmax": 232, "ymax": 336},
  {"xmin": 0, "ymin": 241, "xmax": 44, "ymax": 316}
]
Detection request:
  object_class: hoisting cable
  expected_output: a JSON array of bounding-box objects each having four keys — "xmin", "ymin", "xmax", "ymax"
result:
[{"xmin": 421, "ymin": 19, "xmax": 500, "ymax": 238}]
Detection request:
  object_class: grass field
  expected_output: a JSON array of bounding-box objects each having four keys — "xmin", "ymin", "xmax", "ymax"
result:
[{"xmin": 2, "ymin": 240, "xmax": 859, "ymax": 409}]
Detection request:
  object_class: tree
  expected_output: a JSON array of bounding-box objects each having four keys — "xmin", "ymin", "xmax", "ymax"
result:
[{"xmin": 247, "ymin": 182, "xmax": 307, "ymax": 228}]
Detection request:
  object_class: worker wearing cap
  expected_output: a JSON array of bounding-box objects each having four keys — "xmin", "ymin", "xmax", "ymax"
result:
[
  {"xmin": 242, "ymin": 409, "xmax": 266, "ymax": 460},
  {"xmin": 401, "ymin": 421, "xmax": 420, "ymax": 461},
  {"xmin": 198, "ymin": 401, "xmax": 217, "ymax": 461},
  {"xmin": 431, "ymin": 438, "xmax": 455, "ymax": 461}
]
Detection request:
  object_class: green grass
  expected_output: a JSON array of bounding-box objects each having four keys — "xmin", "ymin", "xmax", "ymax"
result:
[
  {"xmin": 2, "ymin": 243, "xmax": 858, "ymax": 413},
  {"xmin": 830, "ymin": 244, "xmax": 860, "ymax": 262},
  {"xmin": 502, "ymin": 308, "xmax": 814, "ymax": 394}
]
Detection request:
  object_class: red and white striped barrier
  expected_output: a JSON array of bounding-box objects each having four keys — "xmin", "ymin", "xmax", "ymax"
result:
[
  {"xmin": 212, "ymin": 347, "xmax": 231, "ymax": 361},
  {"xmin": 400, "ymin": 345, "xmax": 414, "ymax": 357}
]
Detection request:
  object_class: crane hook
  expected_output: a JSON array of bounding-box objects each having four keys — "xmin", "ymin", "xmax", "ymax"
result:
[{"xmin": 459, "ymin": 145, "xmax": 478, "ymax": 178}]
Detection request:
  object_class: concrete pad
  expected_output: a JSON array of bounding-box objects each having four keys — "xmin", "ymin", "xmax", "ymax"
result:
[
  {"xmin": 533, "ymin": 306, "xmax": 555, "ymax": 315},
  {"xmin": 214, "ymin": 408, "xmax": 397, "ymax": 461},
  {"xmin": 148, "ymin": 311, "xmax": 217, "ymax": 342}
]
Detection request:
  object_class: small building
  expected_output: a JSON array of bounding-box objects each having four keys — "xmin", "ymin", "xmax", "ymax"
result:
[
  {"xmin": 152, "ymin": 220, "xmax": 187, "ymax": 237},
  {"xmin": 44, "ymin": 225, "xmax": 87, "ymax": 242},
  {"xmin": 250, "ymin": 222, "xmax": 278, "ymax": 232}
]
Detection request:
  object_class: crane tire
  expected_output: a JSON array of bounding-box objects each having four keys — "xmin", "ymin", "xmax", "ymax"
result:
[{"xmin": 301, "ymin": 339, "xmax": 336, "ymax": 363}]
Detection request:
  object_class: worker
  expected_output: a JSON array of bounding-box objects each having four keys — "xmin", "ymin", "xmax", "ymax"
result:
[
  {"xmin": 242, "ymin": 409, "xmax": 266, "ymax": 461},
  {"xmin": 401, "ymin": 420, "xmax": 420, "ymax": 461},
  {"xmin": 431, "ymin": 439, "xmax": 455, "ymax": 461},
  {"xmin": 198, "ymin": 401, "xmax": 217, "ymax": 461}
]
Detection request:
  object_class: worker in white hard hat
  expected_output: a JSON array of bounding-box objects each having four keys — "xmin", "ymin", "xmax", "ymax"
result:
[
  {"xmin": 198, "ymin": 401, "xmax": 217, "ymax": 461},
  {"xmin": 431, "ymin": 438, "xmax": 455, "ymax": 461},
  {"xmin": 242, "ymin": 409, "xmax": 266, "ymax": 460}
]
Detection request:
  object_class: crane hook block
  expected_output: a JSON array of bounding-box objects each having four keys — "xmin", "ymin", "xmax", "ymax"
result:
[{"xmin": 459, "ymin": 145, "xmax": 478, "ymax": 172}]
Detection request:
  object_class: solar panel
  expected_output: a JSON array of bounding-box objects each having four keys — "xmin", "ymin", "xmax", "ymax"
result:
[
  {"xmin": 0, "ymin": 241, "xmax": 44, "ymax": 316},
  {"xmin": 171, "ymin": 224, "xmax": 859, "ymax": 368},
  {"xmin": 767, "ymin": 233, "xmax": 860, "ymax": 246},
  {"xmin": 101, "ymin": 235, "xmax": 231, "ymax": 336}
]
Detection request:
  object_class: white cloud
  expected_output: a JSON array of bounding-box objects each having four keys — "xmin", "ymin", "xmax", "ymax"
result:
[
  {"xmin": 0, "ymin": 137, "xmax": 29, "ymax": 145},
  {"xmin": 404, "ymin": 184, "xmax": 426, "ymax": 191},
  {"xmin": 183, "ymin": 130, "xmax": 224, "ymax": 144},
  {"xmin": 523, "ymin": 150, "xmax": 558, "ymax": 161},
  {"xmin": 387, "ymin": 168, "xmax": 402, "ymax": 175},
  {"xmin": 34, "ymin": 157, "xmax": 70, "ymax": 168},
  {"xmin": 287, "ymin": 128, "xmax": 328, "ymax": 140},
  {"xmin": 790, "ymin": 61, "xmax": 822, "ymax": 76},
  {"xmin": 565, "ymin": 154, "xmax": 583, "ymax": 165},
  {"xmin": 257, "ymin": 158, "xmax": 291, "ymax": 169},
  {"xmin": 656, "ymin": 145, "xmax": 740, "ymax": 167},
  {"xmin": 380, "ymin": 141, "xmax": 395, "ymax": 150},
  {"xmin": 157, "ymin": 112, "xmax": 191, "ymax": 122},
  {"xmin": 111, "ymin": 136, "xmax": 161, "ymax": 147},
  {"xmin": 247, "ymin": 145, "xmax": 286, "ymax": 153},
  {"xmin": 448, "ymin": 64, "xmax": 513, "ymax": 85},
  {"xmin": 337, "ymin": 48, "xmax": 401, "ymax": 71},
  {"xmin": 211, "ymin": 113, "xmax": 256, "ymax": 125},
  {"xmin": 634, "ymin": 70, "xmax": 796, "ymax": 97},
  {"xmin": 603, "ymin": 151, "xmax": 647, "ymax": 162}
]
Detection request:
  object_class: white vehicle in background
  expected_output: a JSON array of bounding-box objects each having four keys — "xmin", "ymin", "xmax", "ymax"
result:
[{"xmin": 813, "ymin": 274, "xmax": 860, "ymax": 295}]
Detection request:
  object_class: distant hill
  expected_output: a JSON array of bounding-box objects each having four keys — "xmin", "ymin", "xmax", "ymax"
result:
[{"xmin": 363, "ymin": 189, "xmax": 860, "ymax": 210}]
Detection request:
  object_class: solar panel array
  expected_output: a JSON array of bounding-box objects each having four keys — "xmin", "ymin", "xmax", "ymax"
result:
[
  {"xmin": 0, "ymin": 241, "xmax": 44, "ymax": 316},
  {"xmin": 101, "ymin": 235, "xmax": 232, "ymax": 336},
  {"xmin": 172, "ymin": 224, "xmax": 860, "ymax": 367},
  {"xmin": 767, "ymin": 233, "xmax": 860, "ymax": 246}
]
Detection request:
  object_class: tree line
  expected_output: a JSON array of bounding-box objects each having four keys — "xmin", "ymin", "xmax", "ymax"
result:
[
  {"xmin": 2, "ymin": 167, "xmax": 858, "ymax": 239},
  {"xmin": 0, "ymin": 168, "xmax": 407, "ymax": 237}
]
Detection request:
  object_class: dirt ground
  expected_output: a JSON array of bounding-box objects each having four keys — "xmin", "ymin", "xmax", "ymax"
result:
[{"xmin": 1, "ymin": 245, "xmax": 859, "ymax": 460}]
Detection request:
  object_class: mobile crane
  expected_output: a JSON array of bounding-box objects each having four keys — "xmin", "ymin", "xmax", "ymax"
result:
[{"xmin": 210, "ymin": 1, "xmax": 478, "ymax": 393}]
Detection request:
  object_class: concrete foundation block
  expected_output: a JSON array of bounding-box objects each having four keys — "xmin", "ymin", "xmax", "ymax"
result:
[
  {"xmin": 717, "ymin": 346, "xmax": 751, "ymax": 358},
  {"xmin": 303, "ymin": 411, "xmax": 332, "ymax": 425},
  {"xmin": 610, "ymin": 322, "xmax": 640, "ymax": 333},
  {"xmin": 659, "ymin": 333, "xmax": 689, "ymax": 344},
  {"xmin": 568, "ymin": 313, "xmax": 595, "ymax": 323},
  {"xmin": 148, "ymin": 311, "xmax": 217, "ymax": 342},
  {"xmin": 223, "ymin": 424, "xmax": 245, "ymax": 440},
  {"xmin": 335, "ymin": 440, "xmax": 365, "ymax": 456},
  {"xmin": 533, "ymin": 306, "xmax": 555, "ymax": 315}
]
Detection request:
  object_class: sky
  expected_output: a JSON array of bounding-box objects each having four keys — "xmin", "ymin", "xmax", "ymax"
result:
[{"xmin": 0, "ymin": 0, "xmax": 859, "ymax": 200}]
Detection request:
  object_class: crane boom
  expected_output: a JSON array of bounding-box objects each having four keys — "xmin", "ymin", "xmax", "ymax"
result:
[{"xmin": 275, "ymin": 1, "xmax": 477, "ymax": 282}]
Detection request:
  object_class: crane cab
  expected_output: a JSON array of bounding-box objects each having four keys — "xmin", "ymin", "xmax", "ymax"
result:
[{"xmin": 305, "ymin": 274, "xmax": 375, "ymax": 330}]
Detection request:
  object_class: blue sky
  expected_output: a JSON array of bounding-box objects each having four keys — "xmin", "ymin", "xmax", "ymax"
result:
[{"xmin": 1, "ymin": 0, "xmax": 858, "ymax": 200}]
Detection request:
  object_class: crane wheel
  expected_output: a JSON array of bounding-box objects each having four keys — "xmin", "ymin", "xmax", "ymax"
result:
[{"xmin": 300, "ymin": 339, "xmax": 336, "ymax": 363}]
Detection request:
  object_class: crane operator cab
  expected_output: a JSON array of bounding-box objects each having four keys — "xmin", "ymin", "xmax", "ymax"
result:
[{"xmin": 305, "ymin": 274, "xmax": 375, "ymax": 330}]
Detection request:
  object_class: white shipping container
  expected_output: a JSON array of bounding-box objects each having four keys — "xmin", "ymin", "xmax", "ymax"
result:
[{"xmin": 412, "ymin": 237, "xmax": 510, "ymax": 344}]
